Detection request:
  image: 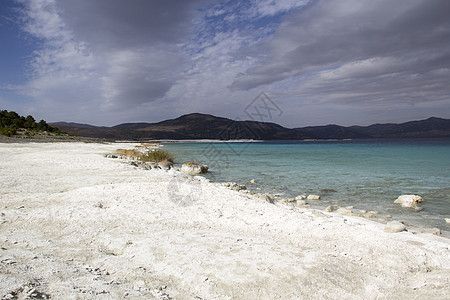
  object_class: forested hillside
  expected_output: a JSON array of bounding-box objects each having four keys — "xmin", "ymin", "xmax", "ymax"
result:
[{"xmin": 0, "ymin": 110, "xmax": 64, "ymax": 136}]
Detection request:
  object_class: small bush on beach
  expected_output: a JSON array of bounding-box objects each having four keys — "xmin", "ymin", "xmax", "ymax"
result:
[{"xmin": 140, "ymin": 150, "xmax": 174, "ymax": 163}]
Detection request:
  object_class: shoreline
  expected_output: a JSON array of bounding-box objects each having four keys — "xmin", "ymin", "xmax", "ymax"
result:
[
  {"xmin": 162, "ymin": 139, "xmax": 450, "ymax": 234},
  {"xmin": 1, "ymin": 142, "xmax": 449, "ymax": 298}
]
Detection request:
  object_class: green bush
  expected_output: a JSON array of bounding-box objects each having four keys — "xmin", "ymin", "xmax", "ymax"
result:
[
  {"xmin": 0, "ymin": 126, "xmax": 17, "ymax": 137},
  {"xmin": 139, "ymin": 150, "xmax": 174, "ymax": 163}
]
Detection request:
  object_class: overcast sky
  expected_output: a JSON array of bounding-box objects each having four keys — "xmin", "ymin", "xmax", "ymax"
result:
[{"xmin": 1, "ymin": 0, "xmax": 449, "ymax": 127}]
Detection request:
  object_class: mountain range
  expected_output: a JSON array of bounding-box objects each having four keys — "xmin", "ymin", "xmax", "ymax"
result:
[{"xmin": 51, "ymin": 114, "xmax": 450, "ymax": 141}]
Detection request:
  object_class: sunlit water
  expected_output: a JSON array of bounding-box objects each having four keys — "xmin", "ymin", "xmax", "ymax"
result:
[{"xmin": 163, "ymin": 139, "xmax": 450, "ymax": 231}]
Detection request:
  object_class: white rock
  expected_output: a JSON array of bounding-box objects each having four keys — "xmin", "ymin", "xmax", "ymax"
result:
[
  {"xmin": 296, "ymin": 200, "xmax": 307, "ymax": 206},
  {"xmin": 307, "ymin": 195, "xmax": 320, "ymax": 200},
  {"xmin": 324, "ymin": 205, "xmax": 335, "ymax": 212},
  {"xmin": 394, "ymin": 195, "xmax": 423, "ymax": 208},
  {"xmin": 193, "ymin": 176, "xmax": 210, "ymax": 183},
  {"xmin": 362, "ymin": 212, "xmax": 376, "ymax": 219},
  {"xmin": 180, "ymin": 163, "xmax": 208, "ymax": 175},
  {"xmin": 445, "ymin": 218, "xmax": 450, "ymax": 224},
  {"xmin": 295, "ymin": 195, "xmax": 306, "ymax": 200},
  {"xmin": 255, "ymin": 193, "xmax": 274, "ymax": 204},
  {"xmin": 384, "ymin": 221, "xmax": 406, "ymax": 233},
  {"xmin": 158, "ymin": 161, "xmax": 173, "ymax": 170},
  {"xmin": 336, "ymin": 207, "xmax": 352, "ymax": 215},
  {"xmin": 250, "ymin": 179, "xmax": 256, "ymax": 184}
]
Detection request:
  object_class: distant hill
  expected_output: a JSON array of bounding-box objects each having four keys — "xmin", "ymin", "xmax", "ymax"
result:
[
  {"xmin": 51, "ymin": 114, "xmax": 450, "ymax": 141},
  {"xmin": 52, "ymin": 113, "xmax": 309, "ymax": 140},
  {"xmin": 295, "ymin": 117, "xmax": 450, "ymax": 139}
]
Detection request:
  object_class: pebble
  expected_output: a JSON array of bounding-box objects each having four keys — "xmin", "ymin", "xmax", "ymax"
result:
[
  {"xmin": 362, "ymin": 212, "xmax": 376, "ymax": 218},
  {"xmin": 336, "ymin": 207, "xmax": 352, "ymax": 215},
  {"xmin": 296, "ymin": 200, "xmax": 307, "ymax": 206},
  {"xmin": 384, "ymin": 221, "xmax": 406, "ymax": 233},
  {"xmin": 281, "ymin": 198, "xmax": 296, "ymax": 203},
  {"xmin": 324, "ymin": 205, "xmax": 334, "ymax": 212}
]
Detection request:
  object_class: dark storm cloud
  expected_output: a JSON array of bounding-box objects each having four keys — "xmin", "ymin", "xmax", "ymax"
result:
[
  {"xmin": 12, "ymin": 0, "xmax": 216, "ymax": 123},
  {"xmin": 56, "ymin": 0, "xmax": 209, "ymax": 49},
  {"xmin": 231, "ymin": 0, "xmax": 450, "ymax": 94}
]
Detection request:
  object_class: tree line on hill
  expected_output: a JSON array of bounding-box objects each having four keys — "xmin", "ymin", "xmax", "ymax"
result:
[{"xmin": 0, "ymin": 110, "xmax": 64, "ymax": 136}]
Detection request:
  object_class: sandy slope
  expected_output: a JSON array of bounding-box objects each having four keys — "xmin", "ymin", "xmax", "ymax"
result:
[{"xmin": 0, "ymin": 143, "xmax": 449, "ymax": 299}]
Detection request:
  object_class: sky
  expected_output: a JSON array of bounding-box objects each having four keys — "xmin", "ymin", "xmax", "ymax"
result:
[{"xmin": 1, "ymin": 0, "xmax": 449, "ymax": 127}]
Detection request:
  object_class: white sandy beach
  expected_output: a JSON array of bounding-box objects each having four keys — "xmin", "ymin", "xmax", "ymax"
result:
[{"xmin": 1, "ymin": 142, "xmax": 449, "ymax": 299}]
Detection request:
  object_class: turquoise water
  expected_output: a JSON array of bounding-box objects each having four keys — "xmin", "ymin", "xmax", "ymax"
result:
[{"xmin": 163, "ymin": 139, "xmax": 450, "ymax": 231}]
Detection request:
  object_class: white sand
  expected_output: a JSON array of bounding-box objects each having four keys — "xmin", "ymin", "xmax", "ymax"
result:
[{"xmin": 1, "ymin": 142, "xmax": 449, "ymax": 299}]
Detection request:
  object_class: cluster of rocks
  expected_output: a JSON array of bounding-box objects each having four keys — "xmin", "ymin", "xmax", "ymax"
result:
[
  {"xmin": 279, "ymin": 194, "xmax": 321, "ymax": 206},
  {"xmin": 105, "ymin": 154, "xmax": 140, "ymax": 160},
  {"xmin": 383, "ymin": 221, "xmax": 441, "ymax": 235},
  {"xmin": 277, "ymin": 193, "xmax": 401, "ymax": 224},
  {"xmin": 106, "ymin": 150, "xmax": 210, "ymax": 174},
  {"xmin": 2, "ymin": 281, "xmax": 50, "ymax": 300},
  {"xmin": 222, "ymin": 182, "xmax": 247, "ymax": 191},
  {"xmin": 326, "ymin": 205, "xmax": 382, "ymax": 219},
  {"xmin": 128, "ymin": 160, "xmax": 174, "ymax": 170}
]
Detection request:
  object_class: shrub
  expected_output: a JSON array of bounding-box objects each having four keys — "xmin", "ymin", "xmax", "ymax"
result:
[
  {"xmin": 0, "ymin": 126, "xmax": 17, "ymax": 137},
  {"xmin": 140, "ymin": 150, "xmax": 174, "ymax": 163}
]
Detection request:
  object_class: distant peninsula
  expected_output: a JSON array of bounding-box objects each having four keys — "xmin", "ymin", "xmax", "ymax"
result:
[{"xmin": 51, "ymin": 113, "xmax": 450, "ymax": 141}]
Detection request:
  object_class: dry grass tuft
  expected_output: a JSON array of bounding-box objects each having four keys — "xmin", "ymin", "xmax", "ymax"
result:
[
  {"xmin": 115, "ymin": 149, "xmax": 142, "ymax": 157},
  {"xmin": 139, "ymin": 150, "xmax": 174, "ymax": 163}
]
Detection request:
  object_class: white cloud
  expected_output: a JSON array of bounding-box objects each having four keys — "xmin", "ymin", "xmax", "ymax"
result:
[{"xmin": 250, "ymin": 0, "xmax": 310, "ymax": 17}]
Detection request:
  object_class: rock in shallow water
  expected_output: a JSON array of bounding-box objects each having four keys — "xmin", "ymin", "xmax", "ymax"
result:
[
  {"xmin": 307, "ymin": 195, "xmax": 320, "ymax": 200},
  {"xmin": 180, "ymin": 163, "xmax": 208, "ymax": 175},
  {"xmin": 384, "ymin": 221, "xmax": 406, "ymax": 233},
  {"xmin": 394, "ymin": 195, "xmax": 423, "ymax": 208}
]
